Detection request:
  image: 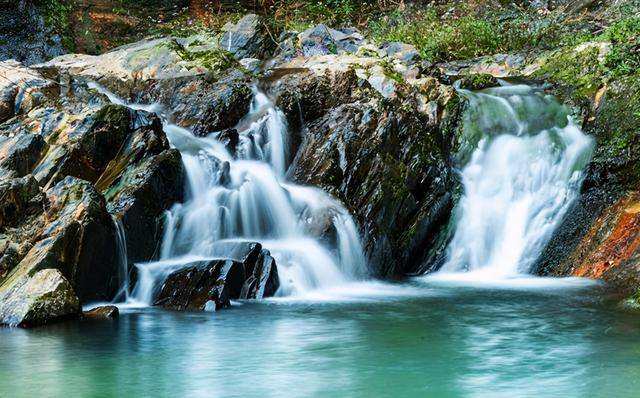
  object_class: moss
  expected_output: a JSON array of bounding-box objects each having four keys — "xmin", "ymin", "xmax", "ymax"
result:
[
  {"xmin": 535, "ymin": 45, "xmax": 605, "ymax": 102},
  {"xmin": 458, "ymin": 73, "xmax": 498, "ymax": 91},
  {"xmin": 94, "ymin": 104, "xmax": 129, "ymax": 125},
  {"xmin": 165, "ymin": 40, "xmax": 239, "ymax": 72}
]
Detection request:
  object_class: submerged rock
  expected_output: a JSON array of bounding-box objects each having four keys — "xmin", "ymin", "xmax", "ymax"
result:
[
  {"xmin": 0, "ymin": 269, "xmax": 80, "ymax": 327},
  {"xmin": 84, "ymin": 305, "xmax": 119, "ymax": 320}
]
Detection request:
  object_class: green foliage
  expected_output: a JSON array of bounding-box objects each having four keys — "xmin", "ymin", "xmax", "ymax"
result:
[
  {"xmin": 36, "ymin": 0, "xmax": 75, "ymax": 51},
  {"xmin": 599, "ymin": 17, "xmax": 640, "ymax": 78},
  {"xmin": 367, "ymin": 9, "xmax": 577, "ymax": 63}
]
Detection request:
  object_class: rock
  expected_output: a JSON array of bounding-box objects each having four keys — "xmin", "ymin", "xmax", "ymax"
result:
[
  {"xmin": 0, "ymin": 269, "xmax": 80, "ymax": 327},
  {"xmin": 382, "ymin": 42, "xmax": 421, "ymax": 64},
  {"xmin": 0, "ymin": 176, "xmax": 120, "ymax": 303},
  {"xmin": 0, "ymin": 133, "xmax": 47, "ymax": 177},
  {"xmin": 240, "ymin": 249, "xmax": 279, "ymax": 300},
  {"xmin": 0, "ymin": 175, "xmax": 42, "ymax": 228},
  {"xmin": 0, "ymin": 60, "xmax": 56, "ymax": 123},
  {"xmin": 299, "ymin": 25, "xmax": 366, "ymax": 57},
  {"xmin": 0, "ymin": 3, "xmax": 67, "ymax": 66},
  {"xmin": 220, "ymin": 14, "xmax": 271, "ymax": 60},
  {"xmin": 274, "ymin": 67, "xmax": 462, "ymax": 277},
  {"xmin": 103, "ymin": 149, "xmax": 184, "ymax": 264},
  {"xmin": 155, "ymin": 241, "xmax": 280, "ymax": 310},
  {"xmin": 84, "ymin": 305, "xmax": 119, "ymax": 320},
  {"xmin": 155, "ymin": 259, "xmax": 246, "ymax": 311}
]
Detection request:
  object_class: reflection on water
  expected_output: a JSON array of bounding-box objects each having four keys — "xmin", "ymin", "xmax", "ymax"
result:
[{"xmin": 2, "ymin": 281, "xmax": 640, "ymax": 397}]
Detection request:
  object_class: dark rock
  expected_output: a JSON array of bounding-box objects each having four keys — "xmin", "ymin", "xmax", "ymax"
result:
[
  {"xmin": 155, "ymin": 259, "xmax": 246, "ymax": 311},
  {"xmin": 0, "ymin": 133, "xmax": 47, "ymax": 177},
  {"xmin": 103, "ymin": 149, "xmax": 184, "ymax": 264},
  {"xmin": 0, "ymin": 2, "xmax": 67, "ymax": 66},
  {"xmin": 0, "ymin": 268, "xmax": 80, "ymax": 327},
  {"xmin": 240, "ymin": 249, "xmax": 279, "ymax": 300},
  {"xmin": 0, "ymin": 175, "xmax": 42, "ymax": 228},
  {"xmin": 278, "ymin": 70, "xmax": 462, "ymax": 277},
  {"xmin": 84, "ymin": 305, "xmax": 119, "ymax": 320}
]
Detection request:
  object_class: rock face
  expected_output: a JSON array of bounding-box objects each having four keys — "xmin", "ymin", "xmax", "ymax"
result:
[
  {"xmin": 269, "ymin": 55, "xmax": 462, "ymax": 277},
  {"xmin": 0, "ymin": 1, "xmax": 67, "ymax": 66},
  {"xmin": 155, "ymin": 241, "xmax": 279, "ymax": 310},
  {"xmin": 0, "ymin": 58, "xmax": 185, "ymax": 326},
  {"xmin": 0, "ymin": 269, "xmax": 80, "ymax": 327}
]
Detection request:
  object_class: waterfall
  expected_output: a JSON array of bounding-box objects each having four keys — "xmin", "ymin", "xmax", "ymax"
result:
[
  {"xmin": 112, "ymin": 216, "xmax": 130, "ymax": 302},
  {"xmin": 438, "ymin": 84, "xmax": 594, "ymax": 279},
  {"xmin": 88, "ymin": 83, "xmax": 368, "ymax": 304}
]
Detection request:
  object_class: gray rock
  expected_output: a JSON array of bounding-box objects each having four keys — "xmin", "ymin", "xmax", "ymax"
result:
[
  {"xmin": 0, "ymin": 269, "xmax": 80, "ymax": 327},
  {"xmin": 220, "ymin": 14, "xmax": 271, "ymax": 60},
  {"xmin": 299, "ymin": 25, "xmax": 366, "ymax": 57}
]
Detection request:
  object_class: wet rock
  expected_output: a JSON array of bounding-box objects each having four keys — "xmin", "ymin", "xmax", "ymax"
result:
[
  {"xmin": 103, "ymin": 149, "xmax": 184, "ymax": 263},
  {"xmin": 155, "ymin": 259, "xmax": 246, "ymax": 311},
  {"xmin": 240, "ymin": 249, "xmax": 279, "ymax": 300},
  {"xmin": 0, "ymin": 175, "xmax": 42, "ymax": 228},
  {"xmin": 0, "ymin": 176, "xmax": 119, "ymax": 303},
  {"xmin": 0, "ymin": 60, "xmax": 56, "ymax": 123},
  {"xmin": 274, "ymin": 66, "xmax": 462, "ymax": 277},
  {"xmin": 0, "ymin": 133, "xmax": 47, "ymax": 177},
  {"xmin": 220, "ymin": 14, "xmax": 272, "ymax": 60},
  {"xmin": 155, "ymin": 241, "xmax": 280, "ymax": 310},
  {"xmin": 84, "ymin": 305, "xmax": 119, "ymax": 320},
  {"xmin": 0, "ymin": 269, "xmax": 80, "ymax": 327},
  {"xmin": 0, "ymin": 2, "xmax": 67, "ymax": 66}
]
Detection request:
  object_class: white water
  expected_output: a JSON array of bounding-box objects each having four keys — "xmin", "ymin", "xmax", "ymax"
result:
[
  {"xmin": 89, "ymin": 83, "xmax": 368, "ymax": 305},
  {"xmin": 112, "ymin": 216, "xmax": 130, "ymax": 302},
  {"xmin": 437, "ymin": 84, "xmax": 594, "ymax": 281}
]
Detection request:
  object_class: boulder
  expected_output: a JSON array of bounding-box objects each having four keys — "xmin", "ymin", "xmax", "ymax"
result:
[
  {"xmin": 298, "ymin": 25, "xmax": 366, "ymax": 57},
  {"xmin": 240, "ymin": 249, "xmax": 279, "ymax": 300},
  {"xmin": 0, "ymin": 176, "xmax": 119, "ymax": 303},
  {"xmin": 219, "ymin": 14, "xmax": 271, "ymax": 60},
  {"xmin": 0, "ymin": 133, "xmax": 47, "ymax": 177},
  {"xmin": 0, "ymin": 269, "xmax": 80, "ymax": 327},
  {"xmin": 155, "ymin": 241, "xmax": 280, "ymax": 310},
  {"xmin": 0, "ymin": 175, "xmax": 42, "ymax": 228},
  {"xmin": 103, "ymin": 149, "xmax": 184, "ymax": 264},
  {"xmin": 155, "ymin": 259, "xmax": 246, "ymax": 311},
  {"xmin": 84, "ymin": 305, "xmax": 119, "ymax": 320},
  {"xmin": 0, "ymin": 60, "xmax": 56, "ymax": 123}
]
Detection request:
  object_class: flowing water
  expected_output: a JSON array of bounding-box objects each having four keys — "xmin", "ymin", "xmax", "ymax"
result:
[
  {"xmin": 90, "ymin": 83, "xmax": 367, "ymax": 304},
  {"xmin": 436, "ymin": 84, "xmax": 594, "ymax": 281},
  {"xmin": 8, "ymin": 83, "xmax": 636, "ymax": 397}
]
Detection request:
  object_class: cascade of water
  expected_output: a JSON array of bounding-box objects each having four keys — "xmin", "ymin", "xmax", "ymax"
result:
[
  {"xmin": 88, "ymin": 82, "xmax": 368, "ymax": 304},
  {"xmin": 438, "ymin": 84, "xmax": 594, "ymax": 279},
  {"xmin": 112, "ymin": 216, "xmax": 130, "ymax": 302}
]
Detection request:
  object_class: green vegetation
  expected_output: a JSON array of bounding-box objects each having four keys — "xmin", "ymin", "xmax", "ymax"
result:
[{"xmin": 36, "ymin": 0, "xmax": 75, "ymax": 51}]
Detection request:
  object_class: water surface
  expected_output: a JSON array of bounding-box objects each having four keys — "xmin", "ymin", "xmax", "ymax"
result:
[{"xmin": 2, "ymin": 280, "xmax": 639, "ymax": 398}]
